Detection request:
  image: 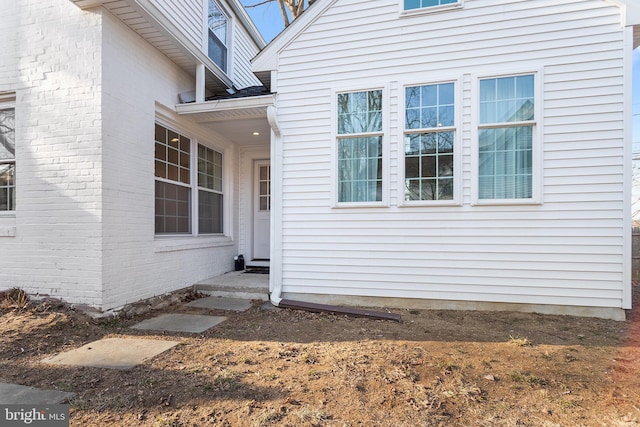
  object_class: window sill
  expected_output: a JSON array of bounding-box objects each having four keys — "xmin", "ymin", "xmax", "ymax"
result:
[
  {"xmin": 472, "ymin": 198, "xmax": 541, "ymax": 207},
  {"xmin": 333, "ymin": 202, "xmax": 388, "ymax": 209},
  {"xmin": 400, "ymin": 200, "xmax": 460, "ymax": 207},
  {"xmin": 154, "ymin": 235, "xmax": 233, "ymax": 253},
  {"xmin": 400, "ymin": 1, "xmax": 462, "ymax": 17}
]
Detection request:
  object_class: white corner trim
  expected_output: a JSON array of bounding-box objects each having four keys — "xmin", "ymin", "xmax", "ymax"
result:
[{"xmin": 267, "ymin": 105, "xmax": 281, "ymax": 137}]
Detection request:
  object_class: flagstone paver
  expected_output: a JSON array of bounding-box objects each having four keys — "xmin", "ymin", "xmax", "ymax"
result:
[
  {"xmin": 186, "ymin": 296, "xmax": 252, "ymax": 312},
  {"xmin": 42, "ymin": 338, "xmax": 180, "ymax": 370},
  {"xmin": 131, "ymin": 313, "xmax": 227, "ymax": 333},
  {"xmin": 0, "ymin": 383, "xmax": 74, "ymax": 404}
]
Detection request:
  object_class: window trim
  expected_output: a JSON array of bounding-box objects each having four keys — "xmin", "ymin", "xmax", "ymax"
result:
[
  {"xmin": 0, "ymin": 94, "xmax": 16, "ymax": 216},
  {"xmin": 470, "ymin": 69, "xmax": 544, "ymax": 206},
  {"xmin": 399, "ymin": 78, "xmax": 462, "ymax": 207},
  {"xmin": 400, "ymin": 0, "xmax": 463, "ymax": 16},
  {"xmin": 331, "ymin": 84, "xmax": 389, "ymax": 208},
  {"xmin": 154, "ymin": 116, "xmax": 229, "ymax": 238},
  {"xmin": 205, "ymin": 0, "xmax": 232, "ymax": 75}
]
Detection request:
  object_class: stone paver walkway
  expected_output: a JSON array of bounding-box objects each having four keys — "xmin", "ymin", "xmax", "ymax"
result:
[{"xmin": 4, "ymin": 291, "xmax": 260, "ymax": 403}]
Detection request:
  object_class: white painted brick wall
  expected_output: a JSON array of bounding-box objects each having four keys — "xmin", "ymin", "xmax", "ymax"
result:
[
  {"xmin": 100, "ymin": 11, "xmax": 239, "ymax": 311},
  {"xmin": 0, "ymin": 0, "xmax": 104, "ymax": 306},
  {"xmin": 1, "ymin": 0, "xmax": 242, "ymax": 311}
]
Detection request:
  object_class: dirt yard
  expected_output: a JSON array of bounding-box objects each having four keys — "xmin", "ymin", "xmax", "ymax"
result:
[{"xmin": 1, "ymin": 285, "xmax": 639, "ymax": 427}]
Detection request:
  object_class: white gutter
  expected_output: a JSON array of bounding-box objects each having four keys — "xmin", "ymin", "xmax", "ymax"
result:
[
  {"xmin": 267, "ymin": 105, "xmax": 283, "ymax": 306},
  {"xmin": 175, "ymin": 94, "xmax": 275, "ymax": 114}
]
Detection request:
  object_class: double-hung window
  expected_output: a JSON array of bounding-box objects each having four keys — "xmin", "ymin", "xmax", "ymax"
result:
[
  {"xmin": 207, "ymin": 0, "xmax": 228, "ymax": 73},
  {"xmin": 478, "ymin": 74, "xmax": 535, "ymax": 201},
  {"xmin": 154, "ymin": 124, "xmax": 225, "ymax": 235},
  {"xmin": 0, "ymin": 98, "xmax": 16, "ymax": 212},
  {"xmin": 336, "ymin": 89, "xmax": 383, "ymax": 204},
  {"xmin": 404, "ymin": 82, "xmax": 455, "ymax": 201}
]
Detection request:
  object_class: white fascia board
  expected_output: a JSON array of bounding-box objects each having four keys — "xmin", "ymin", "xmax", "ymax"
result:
[
  {"xmin": 252, "ymin": 0, "xmax": 337, "ymax": 73},
  {"xmin": 176, "ymin": 94, "xmax": 275, "ymax": 115},
  {"xmin": 226, "ymin": 0, "xmax": 267, "ymax": 49}
]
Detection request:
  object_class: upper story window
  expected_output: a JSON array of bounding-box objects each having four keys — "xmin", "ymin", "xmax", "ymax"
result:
[
  {"xmin": 478, "ymin": 74, "xmax": 535, "ymax": 201},
  {"xmin": 404, "ymin": 82, "xmax": 455, "ymax": 201},
  {"xmin": 337, "ymin": 89, "xmax": 383, "ymax": 204},
  {"xmin": 207, "ymin": 0, "xmax": 228, "ymax": 72},
  {"xmin": 404, "ymin": 0, "xmax": 460, "ymax": 12},
  {"xmin": 0, "ymin": 99, "xmax": 15, "ymax": 212}
]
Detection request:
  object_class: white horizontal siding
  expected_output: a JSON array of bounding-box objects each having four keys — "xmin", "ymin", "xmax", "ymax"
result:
[
  {"xmin": 150, "ymin": 0, "xmax": 203, "ymax": 49},
  {"xmin": 274, "ymin": 0, "xmax": 628, "ymax": 310},
  {"xmin": 231, "ymin": 20, "xmax": 261, "ymax": 88}
]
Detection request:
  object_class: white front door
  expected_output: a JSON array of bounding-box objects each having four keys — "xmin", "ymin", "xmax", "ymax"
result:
[{"xmin": 253, "ymin": 160, "xmax": 270, "ymax": 260}]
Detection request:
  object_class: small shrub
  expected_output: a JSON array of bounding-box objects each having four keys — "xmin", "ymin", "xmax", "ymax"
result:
[
  {"xmin": 0, "ymin": 288, "xmax": 29, "ymax": 309},
  {"xmin": 508, "ymin": 335, "xmax": 531, "ymax": 347}
]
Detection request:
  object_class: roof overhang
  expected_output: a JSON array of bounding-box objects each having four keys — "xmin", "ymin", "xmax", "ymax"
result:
[
  {"xmin": 176, "ymin": 94, "xmax": 275, "ymax": 145},
  {"xmin": 70, "ymin": 0, "xmax": 265, "ymax": 94}
]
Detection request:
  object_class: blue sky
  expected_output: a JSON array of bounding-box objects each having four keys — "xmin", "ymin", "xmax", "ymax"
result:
[
  {"xmin": 241, "ymin": 0, "xmax": 285, "ymax": 43},
  {"xmin": 241, "ymin": 3, "xmax": 640, "ymax": 150}
]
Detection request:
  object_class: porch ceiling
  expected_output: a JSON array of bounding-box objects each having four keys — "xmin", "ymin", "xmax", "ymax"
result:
[{"xmin": 176, "ymin": 95, "xmax": 275, "ymax": 146}]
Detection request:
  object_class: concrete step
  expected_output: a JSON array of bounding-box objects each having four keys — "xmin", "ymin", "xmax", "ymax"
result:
[
  {"xmin": 193, "ymin": 271, "xmax": 269, "ymax": 301},
  {"xmin": 194, "ymin": 286, "xmax": 269, "ymax": 301}
]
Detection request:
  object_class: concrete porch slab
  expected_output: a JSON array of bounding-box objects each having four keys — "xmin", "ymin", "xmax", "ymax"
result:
[
  {"xmin": 42, "ymin": 338, "xmax": 180, "ymax": 370},
  {"xmin": 0, "ymin": 383, "xmax": 74, "ymax": 404},
  {"xmin": 131, "ymin": 313, "xmax": 227, "ymax": 333},
  {"xmin": 186, "ymin": 296, "xmax": 252, "ymax": 312}
]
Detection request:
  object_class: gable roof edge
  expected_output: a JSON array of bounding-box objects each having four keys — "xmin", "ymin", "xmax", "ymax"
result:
[{"xmin": 252, "ymin": 0, "xmax": 337, "ymax": 73}]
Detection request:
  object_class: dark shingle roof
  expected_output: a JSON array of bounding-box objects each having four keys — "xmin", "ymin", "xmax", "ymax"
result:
[{"xmin": 205, "ymin": 86, "xmax": 272, "ymax": 101}]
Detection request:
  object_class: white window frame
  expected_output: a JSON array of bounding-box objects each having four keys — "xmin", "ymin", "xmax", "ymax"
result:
[
  {"xmin": 154, "ymin": 118, "xmax": 228, "ymax": 237},
  {"xmin": 470, "ymin": 69, "xmax": 543, "ymax": 206},
  {"xmin": 400, "ymin": 0, "xmax": 462, "ymax": 16},
  {"xmin": 0, "ymin": 94, "xmax": 16, "ymax": 216},
  {"xmin": 205, "ymin": 0, "xmax": 232, "ymax": 74},
  {"xmin": 399, "ymin": 78, "xmax": 462, "ymax": 206},
  {"xmin": 331, "ymin": 85, "xmax": 389, "ymax": 208}
]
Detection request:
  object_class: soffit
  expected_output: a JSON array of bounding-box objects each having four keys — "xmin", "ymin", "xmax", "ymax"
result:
[
  {"xmin": 69, "ymin": 0, "xmax": 232, "ymax": 94},
  {"xmin": 176, "ymin": 95, "xmax": 274, "ymax": 146}
]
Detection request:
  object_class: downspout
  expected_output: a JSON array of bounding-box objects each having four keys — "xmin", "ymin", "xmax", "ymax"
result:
[{"xmin": 267, "ymin": 105, "xmax": 283, "ymax": 306}]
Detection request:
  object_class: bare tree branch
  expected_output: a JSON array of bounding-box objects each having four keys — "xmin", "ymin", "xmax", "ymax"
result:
[
  {"xmin": 277, "ymin": 0, "xmax": 290, "ymax": 27},
  {"xmin": 244, "ymin": 0, "xmax": 274, "ymax": 7},
  {"xmin": 243, "ymin": 0, "xmax": 312, "ymax": 28}
]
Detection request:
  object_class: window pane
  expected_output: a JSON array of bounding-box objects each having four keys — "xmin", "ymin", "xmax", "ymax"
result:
[
  {"xmin": 0, "ymin": 163, "xmax": 15, "ymax": 211},
  {"xmin": 338, "ymin": 136, "xmax": 382, "ymax": 202},
  {"xmin": 0, "ymin": 108, "xmax": 16, "ymax": 161},
  {"xmin": 199, "ymin": 190, "xmax": 223, "ymax": 234},
  {"xmin": 155, "ymin": 181, "xmax": 190, "ymax": 234},
  {"xmin": 404, "ymin": 132, "xmax": 455, "ymax": 201},
  {"xmin": 405, "ymin": 0, "xmax": 458, "ymax": 9},
  {"xmin": 198, "ymin": 144, "xmax": 223, "ymax": 192},
  {"xmin": 405, "ymin": 83, "xmax": 454, "ymax": 130},
  {"xmin": 480, "ymin": 75, "xmax": 534, "ymax": 124},
  {"xmin": 338, "ymin": 90, "xmax": 382, "ymax": 134},
  {"xmin": 208, "ymin": 0, "xmax": 228, "ymax": 72},
  {"xmin": 478, "ymin": 125, "xmax": 533, "ymax": 199}
]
